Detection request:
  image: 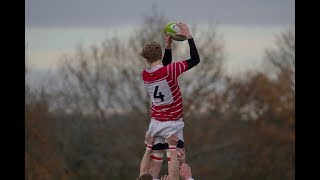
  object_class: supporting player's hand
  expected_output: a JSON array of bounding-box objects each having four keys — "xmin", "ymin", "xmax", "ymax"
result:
[
  {"xmin": 144, "ymin": 132, "xmax": 154, "ymax": 145},
  {"xmin": 176, "ymin": 22, "xmax": 192, "ymax": 39},
  {"xmin": 161, "ymin": 174, "xmax": 169, "ymax": 180},
  {"xmin": 179, "ymin": 163, "xmax": 192, "ymax": 180},
  {"xmin": 165, "ymin": 34, "xmax": 172, "ymax": 49},
  {"xmin": 177, "ymin": 149, "xmax": 185, "ymax": 163},
  {"xmin": 166, "ymin": 134, "xmax": 179, "ymax": 146}
]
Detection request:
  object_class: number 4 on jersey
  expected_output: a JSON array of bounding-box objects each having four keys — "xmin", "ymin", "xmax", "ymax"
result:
[{"xmin": 153, "ymin": 86, "xmax": 164, "ymax": 102}]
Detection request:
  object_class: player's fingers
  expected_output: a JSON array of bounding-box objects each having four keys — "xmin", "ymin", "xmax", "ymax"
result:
[
  {"xmin": 180, "ymin": 168, "xmax": 183, "ymax": 174},
  {"xmin": 174, "ymin": 134, "xmax": 178, "ymax": 138},
  {"xmin": 145, "ymin": 131, "xmax": 151, "ymax": 137},
  {"xmin": 177, "ymin": 150, "xmax": 181, "ymax": 156},
  {"xmin": 173, "ymin": 134, "xmax": 179, "ymax": 141},
  {"xmin": 163, "ymin": 174, "xmax": 168, "ymax": 179},
  {"xmin": 176, "ymin": 22, "xmax": 185, "ymax": 29},
  {"xmin": 178, "ymin": 22, "xmax": 186, "ymax": 27}
]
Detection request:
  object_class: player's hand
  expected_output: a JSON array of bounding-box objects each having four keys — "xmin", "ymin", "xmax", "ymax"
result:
[
  {"xmin": 166, "ymin": 134, "xmax": 179, "ymax": 146},
  {"xmin": 160, "ymin": 174, "xmax": 169, "ymax": 180},
  {"xmin": 176, "ymin": 22, "xmax": 192, "ymax": 39},
  {"xmin": 177, "ymin": 149, "xmax": 185, "ymax": 163},
  {"xmin": 144, "ymin": 132, "xmax": 154, "ymax": 145},
  {"xmin": 179, "ymin": 163, "xmax": 192, "ymax": 180},
  {"xmin": 165, "ymin": 34, "xmax": 172, "ymax": 49}
]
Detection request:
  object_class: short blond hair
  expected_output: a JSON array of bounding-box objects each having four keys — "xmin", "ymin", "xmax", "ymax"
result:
[{"xmin": 141, "ymin": 41, "xmax": 162, "ymax": 63}]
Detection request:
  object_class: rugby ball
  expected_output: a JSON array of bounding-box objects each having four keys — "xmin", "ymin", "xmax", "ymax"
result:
[{"xmin": 164, "ymin": 22, "xmax": 187, "ymax": 41}]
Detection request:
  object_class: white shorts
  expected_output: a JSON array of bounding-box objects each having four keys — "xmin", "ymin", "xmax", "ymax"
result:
[{"xmin": 146, "ymin": 118, "xmax": 184, "ymax": 145}]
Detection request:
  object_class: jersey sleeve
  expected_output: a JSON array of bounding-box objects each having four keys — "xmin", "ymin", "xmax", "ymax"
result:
[{"xmin": 167, "ymin": 61, "xmax": 188, "ymax": 79}]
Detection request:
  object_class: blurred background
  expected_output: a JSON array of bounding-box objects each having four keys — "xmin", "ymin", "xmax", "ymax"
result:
[{"xmin": 25, "ymin": 0, "xmax": 295, "ymax": 179}]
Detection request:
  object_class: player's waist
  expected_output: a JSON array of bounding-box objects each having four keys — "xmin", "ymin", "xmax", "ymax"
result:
[
  {"xmin": 150, "ymin": 111, "xmax": 183, "ymax": 121},
  {"xmin": 151, "ymin": 116, "xmax": 183, "ymax": 122}
]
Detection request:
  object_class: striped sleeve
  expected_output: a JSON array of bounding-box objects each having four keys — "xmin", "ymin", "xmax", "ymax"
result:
[{"xmin": 167, "ymin": 61, "xmax": 188, "ymax": 79}]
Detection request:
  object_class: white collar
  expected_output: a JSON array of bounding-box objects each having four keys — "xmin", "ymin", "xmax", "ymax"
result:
[{"xmin": 146, "ymin": 64, "xmax": 163, "ymax": 73}]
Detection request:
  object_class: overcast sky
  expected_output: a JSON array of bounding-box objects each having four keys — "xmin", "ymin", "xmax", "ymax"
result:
[
  {"xmin": 26, "ymin": 0, "xmax": 295, "ymax": 27},
  {"xmin": 25, "ymin": 0, "xmax": 295, "ymax": 80}
]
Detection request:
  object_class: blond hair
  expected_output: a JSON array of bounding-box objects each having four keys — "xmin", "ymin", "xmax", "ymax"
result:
[{"xmin": 141, "ymin": 41, "xmax": 162, "ymax": 63}]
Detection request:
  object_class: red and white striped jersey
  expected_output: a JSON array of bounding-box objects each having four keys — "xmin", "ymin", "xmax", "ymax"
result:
[{"xmin": 142, "ymin": 61, "xmax": 188, "ymax": 121}]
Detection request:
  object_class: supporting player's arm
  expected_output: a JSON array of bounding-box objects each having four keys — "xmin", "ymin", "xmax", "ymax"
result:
[
  {"xmin": 139, "ymin": 133, "xmax": 155, "ymax": 175},
  {"xmin": 162, "ymin": 35, "xmax": 172, "ymax": 66},
  {"xmin": 166, "ymin": 134, "xmax": 180, "ymax": 180}
]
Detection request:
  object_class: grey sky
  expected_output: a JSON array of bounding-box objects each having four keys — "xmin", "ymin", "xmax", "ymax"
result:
[{"xmin": 26, "ymin": 0, "xmax": 295, "ymax": 27}]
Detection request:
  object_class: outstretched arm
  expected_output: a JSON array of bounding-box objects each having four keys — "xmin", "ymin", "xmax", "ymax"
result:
[
  {"xmin": 139, "ymin": 133, "xmax": 154, "ymax": 175},
  {"xmin": 185, "ymin": 38, "xmax": 200, "ymax": 70},
  {"xmin": 162, "ymin": 35, "xmax": 172, "ymax": 66},
  {"xmin": 176, "ymin": 23, "xmax": 200, "ymax": 70}
]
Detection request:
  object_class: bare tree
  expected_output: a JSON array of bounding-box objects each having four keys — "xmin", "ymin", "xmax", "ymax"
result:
[{"xmin": 264, "ymin": 28, "xmax": 295, "ymax": 89}]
